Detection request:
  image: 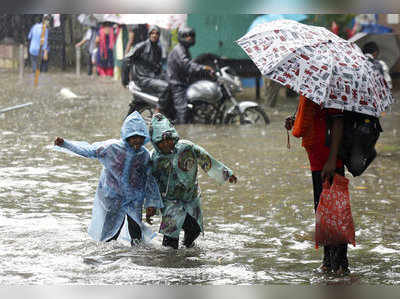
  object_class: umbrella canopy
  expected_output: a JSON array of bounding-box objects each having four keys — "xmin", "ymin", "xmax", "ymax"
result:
[
  {"xmin": 93, "ymin": 14, "xmax": 186, "ymax": 30},
  {"xmin": 248, "ymin": 14, "xmax": 308, "ymax": 32},
  {"xmin": 348, "ymin": 33, "xmax": 400, "ymax": 69},
  {"xmin": 237, "ymin": 19, "xmax": 394, "ymax": 117},
  {"xmin": 93, "ymin": 14, "xmax": 120, "ymax": 24},
  {"xmin": 77, "ymin": 14, "xmax": 97, "ymax": 27}
]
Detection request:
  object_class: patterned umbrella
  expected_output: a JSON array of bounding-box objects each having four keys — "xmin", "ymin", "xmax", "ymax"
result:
[
  {"xmin": 237, "ymin": 19, "xmax": 394, "ymax": 117},
  {"xmin": 248, "ymin": 14, "xmax": 308, "ymax": 32}
]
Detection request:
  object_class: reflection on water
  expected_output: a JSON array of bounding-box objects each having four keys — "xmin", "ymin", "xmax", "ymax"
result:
[{"xmin": 0, "ymin": 72, "xmax": 399, "ymax": 285}]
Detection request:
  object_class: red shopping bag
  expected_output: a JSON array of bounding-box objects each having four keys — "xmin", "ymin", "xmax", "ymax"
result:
[{"xmin": 315, "ymin": 174, "xmax": 356, "ymax": 249}]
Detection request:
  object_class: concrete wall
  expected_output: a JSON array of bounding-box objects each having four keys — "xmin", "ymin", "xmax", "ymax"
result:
[{"xmin": 377, "ymin": 14, "xmax": 400, "ymax": 34}]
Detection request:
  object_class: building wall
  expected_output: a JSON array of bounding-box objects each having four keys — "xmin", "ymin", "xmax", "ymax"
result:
[
  {"xmin": 188, "ymin": 14, "xmax": 257, "ymax": 59},
  {"xmin": 377, "ymin": 14, "xmax": 400, "ymax": 89},
  {"xmin": 377, "ymin": 14, "xmax": 400, "ymax": 34}
]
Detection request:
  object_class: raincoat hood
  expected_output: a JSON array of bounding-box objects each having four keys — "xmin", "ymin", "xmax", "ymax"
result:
[
  {"xmin": 150, "ymin": 113, "xmax": 179, "ymax": 152},
  {"xmin": 148, "ymin": 25, "xmax": 161, "ymax": 36},
  {"xmin": 121, "ymin": 111, "xmax": 150, "ymax": 146},
  {"xmin": 148, "ymin": 25, "xmax": 161, "ymax": 46}
]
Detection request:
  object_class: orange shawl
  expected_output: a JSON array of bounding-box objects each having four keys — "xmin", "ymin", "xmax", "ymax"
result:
[{"xmin": 292, "ymin": 95, "xmax": 318, "ymax": 147}]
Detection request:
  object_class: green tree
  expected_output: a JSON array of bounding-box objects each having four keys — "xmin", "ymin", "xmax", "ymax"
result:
[{"xmin": 305, "ymin": 14, "xmax": 356, "ymax": 39}]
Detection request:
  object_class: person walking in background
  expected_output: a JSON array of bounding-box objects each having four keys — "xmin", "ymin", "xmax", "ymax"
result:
[
  {"xmin": 75, "ymin": 25, "xmax": 98, "ymax": 76},
  {"xmin": 285, "ymin": 95, "xmax": 350, "ymax": 276},
  {"xmin": 362, "ymin": 41, "xmax": 392, "ymax": 90},
  {"xmin": 113, "ymin": 24, "xmax": 130, "ymax": 81},
  {"xmin": 27, "ymin": 15, "xmax": 49, "ymax": 73},
  {"xmin": 96, "ymin": 22, "xmax": 116, "ymax": 77},
  {"xmin": 40, "ymin": 17, "xmax": 51, "ymax": 73},
  {"xmin": 124, "ymin": 24, "xmax": 149, "ymax": 57},
  {"xmin": 149, "ymin": 113, "xmax": 237, "ymax": 249}
]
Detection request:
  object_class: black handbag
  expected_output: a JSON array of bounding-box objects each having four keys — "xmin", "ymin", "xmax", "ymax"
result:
[{"xmin": 338, "ymin": 111, "xmax": 382, "ymax": 177}]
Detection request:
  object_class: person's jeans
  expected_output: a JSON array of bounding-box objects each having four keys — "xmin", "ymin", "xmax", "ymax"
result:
[
  {"xmin": 40, "ymin": 58, "xmax": 48, "ymax": 72},
  {"xmin": 30, "ymin": 55, "xmax": 38, "ymax": 72},
  {"xmin": 30, "ymin": 54, "xmax": 48, "ymax": 73}
]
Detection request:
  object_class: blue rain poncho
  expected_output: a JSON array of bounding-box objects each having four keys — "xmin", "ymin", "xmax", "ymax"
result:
[
  {"xmin": 149, "ymin": 114, "xmax": 233, "ymax": 239},
  {"xmin": 54, "ymin": 111, "xmax": 163, "ymax": 242}
]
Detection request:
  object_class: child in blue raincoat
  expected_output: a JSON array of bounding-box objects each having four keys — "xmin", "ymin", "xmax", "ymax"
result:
[
  {"xmin": 53, "ymin": 111, "xmax": 163, "ymax": 245},
  {"xmin": 149, "ymin": 113, "xmax": 237, "ymax": 249}
]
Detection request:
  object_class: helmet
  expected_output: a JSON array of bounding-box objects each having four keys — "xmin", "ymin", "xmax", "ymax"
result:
[{"xmin": 178, "ymin": 26, "xmax": 196, "ymax": 48}]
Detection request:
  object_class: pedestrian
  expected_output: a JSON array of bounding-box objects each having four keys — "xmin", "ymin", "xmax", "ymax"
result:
[
  {"xmin": 122, "ymin": 25, "xmax": 169, "ymax": 116},
  {"xmin": 39, "ymin": 16, "xmax": 51, "ymax": 73},
  {"xmin": 113, "ymin": 24, "xmax": 130, "ymax": 81},
  {"xmin": 285, "ymin": 95, "xmax": 350, "ymax": 275},
  {"xmin": 124, "ymin": 24, "xmax": 149, "ymax": 57},
  {"xmin": 40, "ymin": 37, "xmax": 50, "ymax": 73},
  {"xmin": 95, "ymin": 22, "xmax": 116, "ymax": 77},
  {"xmin": 27, "ymin": 15, "xmax": 49, "ymax": 73},
  {"xmin": 362, "ymin": 41, "xmax": 392, "ymax": 90},
  {"xmin": 149, "ymin": 113, "xmax": 237, "ymax": 249},
  {"xmin": 167, "ymin": 26, "xmax": 214, "ymax": 124},
  {"xmin": 75, "ymin": 25, "xmax": 98, "ymax": 76},
  {"xmin": 53, "ymin": 111, "xmax": 163, "ymax": 246}
]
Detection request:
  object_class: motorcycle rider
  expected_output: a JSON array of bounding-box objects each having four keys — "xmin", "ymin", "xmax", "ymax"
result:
[
  {"xmin": 167, "ymin": 26, "xmax": 214, "ymax": 124},
  {"xmin": 122, "ymin": 25, "xmax": 169, "ymax": 116}
]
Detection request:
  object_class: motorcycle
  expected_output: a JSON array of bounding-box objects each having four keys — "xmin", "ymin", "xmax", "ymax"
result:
[{"xmin": 127, "ymin": 60, "xmax": 269, "ymax": 126}]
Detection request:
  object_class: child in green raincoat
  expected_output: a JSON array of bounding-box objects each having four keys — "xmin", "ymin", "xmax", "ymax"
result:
[{"xmin": 149, "ymin": 113, "xmax": 237, "ymax": 249}]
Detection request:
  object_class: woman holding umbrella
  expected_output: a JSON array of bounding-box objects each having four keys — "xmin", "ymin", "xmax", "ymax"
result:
[
  {"xmin": 238, "ymin": 19, "xmax": 393, "ymax": 276},
  {"xmin": 285, "ymin": 96, "xmax": 348, "ymax": 275}
]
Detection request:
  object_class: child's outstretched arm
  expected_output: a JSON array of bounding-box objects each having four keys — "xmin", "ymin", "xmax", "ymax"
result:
[
  {"xmin": 193, "ymin": 143, "xmax": 237, "ymax": 185},
  {"xmin": 53, "ymin": 136, "xmax": 99, "ymax": 159}
]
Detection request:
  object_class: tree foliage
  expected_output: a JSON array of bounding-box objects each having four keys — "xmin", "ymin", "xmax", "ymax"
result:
[{"xmin": 305, "ymin": 14, "xmax": 356, "ymax": 39}]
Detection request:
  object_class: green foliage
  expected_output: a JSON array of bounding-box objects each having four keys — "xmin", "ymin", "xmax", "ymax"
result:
[
  {"xmin": 305, "ymin": 14, "xmax": 356, "ymax": 39},
  {"xmin": 170, "ymin": 28, "xmax": 178, "ymax": 51}
]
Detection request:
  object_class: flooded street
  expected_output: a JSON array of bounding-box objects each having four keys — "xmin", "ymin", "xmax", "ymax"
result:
[{"xmin": 1, "ymin": 71, "xmax": 400, "ymax": 285}]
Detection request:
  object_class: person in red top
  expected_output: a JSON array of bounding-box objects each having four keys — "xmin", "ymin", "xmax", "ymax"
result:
[{"xmin": 285, "ymin": 95, "xmax": 349, "ymax": 275}]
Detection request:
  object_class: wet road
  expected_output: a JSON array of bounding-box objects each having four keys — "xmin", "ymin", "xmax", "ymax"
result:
[{"xmin": 1, "ymin": 72, "xmax": 399, "ymax": 285}]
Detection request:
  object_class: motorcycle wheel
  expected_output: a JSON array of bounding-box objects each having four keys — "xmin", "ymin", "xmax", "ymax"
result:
[
  {"xmin": 241, "ymin": 106, "xmax": 270, "ymax": 126},
  {"xmin": 226, "ymin": 106, "xmax": 270, "ymax": 126},
  {"xmin": 191, "ymin": 100, "xmax": 218, "ymax": 124}
]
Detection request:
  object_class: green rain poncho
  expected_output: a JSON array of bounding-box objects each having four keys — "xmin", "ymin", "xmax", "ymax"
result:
[{"xmin": 150, "ymin": 114, "xmax": 234, "ymax": 239}]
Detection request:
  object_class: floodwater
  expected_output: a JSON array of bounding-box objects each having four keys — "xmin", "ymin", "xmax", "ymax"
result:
[{"xmin": 0, "ymin": 71, "xmax": 399, "ymax": 285}]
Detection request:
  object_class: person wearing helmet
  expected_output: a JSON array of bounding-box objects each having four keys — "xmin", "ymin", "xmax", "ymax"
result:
[
  {"xmin": 167, "ymin": 26, "xmax": 214, "ymax": 124},
  {"xmin": 122, "ymin": 25, "xmax": 170, "ymax": 116}
]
